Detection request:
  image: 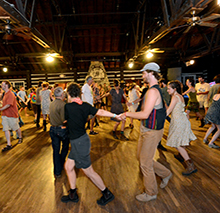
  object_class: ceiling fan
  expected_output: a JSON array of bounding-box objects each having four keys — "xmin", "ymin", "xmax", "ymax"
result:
[
  {"xmin": 174, "ymin": 10, "xmax": 220, "ymax": 34},
  {"xmin": 0, "ymin": 19, "xmax": 32, "ymax": 40}
]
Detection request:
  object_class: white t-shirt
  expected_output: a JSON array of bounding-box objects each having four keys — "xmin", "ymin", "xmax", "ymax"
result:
[
  {"xmin": 195, "ymin": 82, "xmax": 210, "ymax": 102},
  {"xmin": 81, "ymin": 83, "xmax": 93, "ymax": 106}
]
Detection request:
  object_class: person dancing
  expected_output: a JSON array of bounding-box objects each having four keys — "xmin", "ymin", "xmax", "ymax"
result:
[
  {"xmin": 102, "ymin": 79, "xmax": 128, "ymax": 140},
  {"xmin": 203, "ymin": 87, "xmax": 220, "ymax": 149},
  {"xmin": 61, "ymin": 82, "xmax": 120, "ymax": 205},
  {"xmin": 167, "ymin": 80, "xmax": 197, "ymax": 176},
  {"xmin": 182, "ymin": 78, "xmax": 204, "ymax": 127}
]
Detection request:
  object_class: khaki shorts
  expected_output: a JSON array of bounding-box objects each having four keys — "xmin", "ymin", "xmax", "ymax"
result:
[
  {"xmin": 198, "ymin": 100, "xmax": 209, "ymax": 108},
  {"xmin": 2, "ymin": 116, "xmax": 20, "ymax": 131}
]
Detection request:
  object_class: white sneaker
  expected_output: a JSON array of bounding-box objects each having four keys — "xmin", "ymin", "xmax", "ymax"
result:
[
  {"xmin": 160, "ymin": 173, "xmax": 172, "ymax": 188},
  {"xmin": 135, "ymin": 192, "xmax": 157, "ymax": 202}
]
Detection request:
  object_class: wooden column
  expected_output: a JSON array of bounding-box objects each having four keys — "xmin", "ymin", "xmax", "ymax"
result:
[{"xmin": 26, "ymin": 70, "xmax": 31, "ymax": 88}]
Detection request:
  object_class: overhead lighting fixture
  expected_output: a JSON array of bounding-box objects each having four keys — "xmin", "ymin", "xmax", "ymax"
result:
[
  {"xmin": 128, "ymin": 58, "xmax": 134, "ymax": 68},
  {"xmin": 46, "ymin": 55, "xmax": 54, "ymax": 63},
  {"xmin": 189, "ymin": 60, "xmax": 195, "ymax": 65},
  {"xmin": 146, "ymin": 51, "xmax": 153, "ymax": 59},
  {"xmin": 218, "ymin": 0, "xmax": 220, "ymax": 5},
  {"xmin": 3, "ymin": 67, "xmax": 8, "ymax": 72},
  {"xmin": 186, "ymin": 60, "xmax": 195, "ymax": 66}
]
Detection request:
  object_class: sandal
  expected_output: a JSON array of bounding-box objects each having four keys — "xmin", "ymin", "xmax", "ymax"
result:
[
  {"xmin": 18, "ymin": 138, "xmax": 23, "ymax": 144},
  {"xmin": 2, "ymin": 145, "xmax": 12, "ymax": 152}
]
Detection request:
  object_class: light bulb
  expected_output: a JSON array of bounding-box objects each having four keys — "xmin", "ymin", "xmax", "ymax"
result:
[
  {"xmin": 146, "ymin": 52, "xmax": 153, "ymax": 58},
  {"xmin": 46, "ymin": 55, "xmax": 54, "ymax": 62}
]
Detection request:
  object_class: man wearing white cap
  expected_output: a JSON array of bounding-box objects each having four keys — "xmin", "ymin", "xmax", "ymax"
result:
[{"xmin": 120, "ymin": 62, "xmax": 172, "ymax": 202}]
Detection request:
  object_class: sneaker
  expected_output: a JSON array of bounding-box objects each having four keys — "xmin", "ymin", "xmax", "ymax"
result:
[
  {"xmin": 2, "ymin": 145, "xmax": 12, "ymax": 152},
  {"xmin": 203, "ymin": 139, "xmax": 209, "ymax": 144},
  {"xmin": 135, "ymin": 192, "xmax": 157, "ymax": 202},
  {"xmin": 89, "ymin": 131, "xmax": 98, "ymax": 135},
  {"xmin": 120, "ymin": 134, "xmax": 128, "ymax": 140},
  {"xmin": 208, "ymin": 143, "xmax": 220, "ymax": 149},
  {"xmin": 160, "ymin": 173, "xmax": 172, "ymax": 188},
  {"xmin": 97, "ymin": 188, "xmax": 114, "ymax": 206},
  {"xmin": 61, "ymin": 189, "xmax": 79, "ymax": 203}
]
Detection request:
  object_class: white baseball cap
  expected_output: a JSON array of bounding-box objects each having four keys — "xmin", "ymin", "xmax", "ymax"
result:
[{"xmin": 140, "ymin": 62, "xmax": 160, "ymax": 72}]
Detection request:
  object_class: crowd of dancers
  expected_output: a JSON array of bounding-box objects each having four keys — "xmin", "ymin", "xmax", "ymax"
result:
[{"xmin": 0, "ymin": 62, "xmax": 219, "ymax": 205}]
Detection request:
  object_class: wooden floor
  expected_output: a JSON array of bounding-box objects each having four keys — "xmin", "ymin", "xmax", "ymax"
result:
[{"xmin": 0, "ymin": 110, "xmax": 220, "ymax": 213}]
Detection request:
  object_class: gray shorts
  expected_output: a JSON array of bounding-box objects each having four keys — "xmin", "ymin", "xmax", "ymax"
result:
[
  {"xmin": 68, "ymin": 133, "xmax": 91, "ymax": 169},
  {"xmin": 2, "ymin": 116, "xmax": 20, "ymax": 131}
]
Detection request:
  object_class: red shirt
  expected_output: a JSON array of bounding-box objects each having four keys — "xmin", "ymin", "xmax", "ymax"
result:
[{"xmin": 2, "ymin": 90, "xmax": 19, "ymax": 118}]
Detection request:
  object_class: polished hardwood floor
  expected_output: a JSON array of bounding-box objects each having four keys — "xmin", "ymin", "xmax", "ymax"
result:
[{"xmin": 0, "ymin": 110, "xmax": 220, "ymax": 213}]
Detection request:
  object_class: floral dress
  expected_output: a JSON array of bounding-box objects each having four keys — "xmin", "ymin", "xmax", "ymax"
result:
[{"xmin": 167, "ymin": 95, "xmax": 197, "ymax": 147}]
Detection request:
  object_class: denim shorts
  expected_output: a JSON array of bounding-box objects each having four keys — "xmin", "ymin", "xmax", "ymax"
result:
[{"xmin": 68, "ymin": 133, "xmax": 91, "ymax": 169}]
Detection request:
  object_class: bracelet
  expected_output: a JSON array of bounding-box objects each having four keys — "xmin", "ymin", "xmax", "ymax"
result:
[
  {"xmin": 113, "ymin": 114, "xmax": 116, "ymax": 118},
  {"xmin": 132, "ymin": 102, "xmax": 134, "ymax": 105}
]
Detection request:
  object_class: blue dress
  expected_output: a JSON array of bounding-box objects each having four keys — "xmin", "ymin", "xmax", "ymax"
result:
[{"xmin": 205, "ymin": 98, "xmax": 220, "ymax": 125}]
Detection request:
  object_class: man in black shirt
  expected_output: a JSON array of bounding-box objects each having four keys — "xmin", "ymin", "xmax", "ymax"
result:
[{"xmin": 61, "ymin": 83, "xmax": 121, "ymax": 206}]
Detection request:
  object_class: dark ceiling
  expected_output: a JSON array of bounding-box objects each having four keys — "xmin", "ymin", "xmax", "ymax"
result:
[{"xmin": 0, "ymin": 0, "xmax": 220, "ymax": 75}]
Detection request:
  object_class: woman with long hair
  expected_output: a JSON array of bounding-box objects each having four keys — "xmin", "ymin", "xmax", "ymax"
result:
[
  {"xmin": 166, "ymin": 80, "xmax": 197, "ymax": 176},
  {"xmin": 203, "ymin": 87, "xmax": 220, "ymax": 148},
  {"xmin": 182, "ymin": 78, "xmax": 204, "ymax": 127},
  {"xmin": 102, "ymin": 79, "xmax": 128, "ymax": 140}
]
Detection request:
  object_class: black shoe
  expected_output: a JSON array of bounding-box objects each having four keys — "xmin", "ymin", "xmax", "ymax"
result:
[
  {"xmin": 113, "ymin": 134, "xmax": 119, "ymax": 139},
  {"xmin": 174, "ymin": 153, "xmax": 184, "ymax": 163},
  {"xmin": 89, "ymin": 131, "xmax": 98, "ymax": 135},
  {"xmin": 199, "ymin": 118, "xmax": 205, "ymax": 128},
  {"xmin": 157, "ymin": 143, "xmax": 167, "ymax": 151},
  {"xmin": 2, "ymin": 145, "xmax": 12, "ymax": 152},
  {"xmin": 97, "ymin": 188, "xmax": 114, "ymax": 206},
  {"xmin": 36, "ymin": 123, "xmax": 40, "ymax": 128},
  {"xmin": 61, "ymin": 189, "xmax": 79, "ymax": 203}
]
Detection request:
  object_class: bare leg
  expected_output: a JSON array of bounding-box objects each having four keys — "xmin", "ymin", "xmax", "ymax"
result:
[
  {"xmin": 121, "ymin": 119, "xmax": 126, "ymax": 131},
  {"xmin": 82, "ymin": 165, "xmax": 105, "ymax": 191},
  {"xmin": 90, "ymin": 116, "xmax": 96, "ymax": 132},
  {"xmin": 113, "ymin": 122, "xmax": 120, "ymax": 131},
  {"xmin": 65, "ymin": 159, "xmax": 77, "ymax": 189},
  {"xmin": 186, "ymin": 110, "xmax": 190, "ymax": 120},
  {"xmin": 4, "ymin": 130, "xmax": 11, "ymax": 146},
  {"xmin": 176, "ymin": 146, "xmax": 190, "ymax": 161},
  {"xmin": 16, "ymin": 128, "xmax": 22, "ymax": 138},
  {"xmin": 204, "ymin": 123, "xmax": 216, "ymax": 141},
  {"xmin": 205, "ymin": 107, "xmax": 209, "ymax": 115},
  {"xmin": 208, "ymin": 125, "xmax": 220, "ymax": 145},
  {"xmin": 195, "ymin": 112, "xmax": 203, "ymax": 120}
]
